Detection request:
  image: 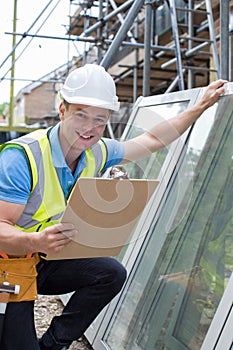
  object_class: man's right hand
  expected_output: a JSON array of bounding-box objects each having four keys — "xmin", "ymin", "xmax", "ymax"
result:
[
  {"xmin": 34, "ymin": 223, "xmax": 77, "ymax": 255},
  {"xmin": 0, "ymin": 199, "xmax": 77, "ymax": 256}
]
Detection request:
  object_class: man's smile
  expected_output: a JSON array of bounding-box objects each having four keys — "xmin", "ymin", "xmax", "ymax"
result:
[{"xmin": 76, "ymin": 131, "xmax": 94, "ymax": 140}]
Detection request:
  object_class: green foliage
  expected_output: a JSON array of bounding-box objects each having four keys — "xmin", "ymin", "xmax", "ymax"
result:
[{"xmin": 0, "ymin": 102, "xmax": 9, "ymax": 117}]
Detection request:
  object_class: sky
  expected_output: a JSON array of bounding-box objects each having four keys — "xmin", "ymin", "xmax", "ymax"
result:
[{"xmin": 0, "ymin": 0, "xmax": 79, "ymax": 104}]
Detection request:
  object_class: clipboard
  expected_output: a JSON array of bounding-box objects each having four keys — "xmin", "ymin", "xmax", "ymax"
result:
[{"xmin": 47, "ymin": 177, "xmax": 159, "ymax": 260}]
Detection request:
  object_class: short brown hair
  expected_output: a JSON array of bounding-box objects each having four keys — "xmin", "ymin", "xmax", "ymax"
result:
[{"xmin": 63, "ymin": 99, "xmax": 70, "ymax": 111}]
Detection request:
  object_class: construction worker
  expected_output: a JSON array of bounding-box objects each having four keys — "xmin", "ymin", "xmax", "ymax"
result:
[{"xmin": 0, "ymin": 64, "xmax": 226, "ymax": 350}]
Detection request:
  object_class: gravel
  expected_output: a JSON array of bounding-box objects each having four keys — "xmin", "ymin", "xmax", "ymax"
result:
[{"xmin": 35, "ymin": 295, "xmax": 93, "ymax": 350}]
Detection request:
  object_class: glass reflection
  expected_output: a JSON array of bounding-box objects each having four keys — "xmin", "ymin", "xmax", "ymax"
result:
[
  {"xmin": 105, "ymin": 97, "xmax": 233, "ymax": 349},
  {"xmin": 124, "ymin": 101, "xmax": 189, "ymax": 179}
]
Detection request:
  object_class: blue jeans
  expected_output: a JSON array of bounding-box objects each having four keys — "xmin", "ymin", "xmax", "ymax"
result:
[{"xmin": 0, "ymin": 257, "xmax": 127, "ymax": 350}]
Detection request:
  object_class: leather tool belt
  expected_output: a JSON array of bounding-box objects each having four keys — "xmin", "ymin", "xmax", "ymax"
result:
[{"xmin": 0, "ymin": 253, "xmax": 41, "ymax": 302}]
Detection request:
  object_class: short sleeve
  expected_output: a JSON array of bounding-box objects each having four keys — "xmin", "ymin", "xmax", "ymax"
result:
[
  {"xmin": 102, "ymin": 138, "xmax": 125, "ymax": 170},
  {"xmin": 0, "ymin": 147, "xmax": 31, "ymax": 204}
]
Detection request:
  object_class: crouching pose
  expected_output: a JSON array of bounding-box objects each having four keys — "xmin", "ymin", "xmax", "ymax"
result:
[{"xmin": 0, "ymin": 64, "xmax": 226, "ymax": 349}]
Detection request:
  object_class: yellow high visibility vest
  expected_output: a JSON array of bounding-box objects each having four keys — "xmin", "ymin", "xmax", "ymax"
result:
[{"xmin": 1, "ymin": 128, "xmax": 107, "ymax": 233}]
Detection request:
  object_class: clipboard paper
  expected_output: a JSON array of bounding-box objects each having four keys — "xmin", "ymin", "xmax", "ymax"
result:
[{"xmin": 47, "ymin": 178, "xmax": 159, "ymax": 260}]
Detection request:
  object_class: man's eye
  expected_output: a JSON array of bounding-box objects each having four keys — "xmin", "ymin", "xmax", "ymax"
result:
[
  {"xmin": 76, "ymin": 113, "xmax": 86, "ymax": 119},
  {"xmin": 95, "ymin": 118, "xmax": 106, "ymax": 125}
]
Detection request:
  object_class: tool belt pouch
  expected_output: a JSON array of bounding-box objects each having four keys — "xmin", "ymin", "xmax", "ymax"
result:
[{"xmin": 0, "ymin": 253, "xmax": 40, "ymax": 302}]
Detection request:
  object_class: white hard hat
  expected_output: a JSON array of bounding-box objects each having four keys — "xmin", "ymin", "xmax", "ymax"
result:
[{"xmin": 60, "ymin": 64, "xmax": 120, "ymax": 111}]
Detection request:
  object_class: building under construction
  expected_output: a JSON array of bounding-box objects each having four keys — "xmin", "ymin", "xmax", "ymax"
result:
[
  {"xmin": 1, "ymin": 0, "xmax": 232, "ymax": 132},
  {"xmin": 69, "ymin": 0, "xmax": 223, "ymax": 97}
]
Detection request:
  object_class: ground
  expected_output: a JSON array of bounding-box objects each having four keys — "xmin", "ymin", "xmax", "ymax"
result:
[{"xmin": 35, "ymin": 295, "xmax": 93, "ymax": 350}]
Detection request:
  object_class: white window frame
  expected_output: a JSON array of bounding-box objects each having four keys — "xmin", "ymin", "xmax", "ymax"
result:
[{"xmin": 200, "ymin": 272, "xmax": 233, "ymax": 350}]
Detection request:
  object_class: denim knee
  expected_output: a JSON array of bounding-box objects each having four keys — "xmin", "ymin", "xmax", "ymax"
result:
[{"xmin": 98, "ymin": 257, "xmax": 127, "ymax": 296}]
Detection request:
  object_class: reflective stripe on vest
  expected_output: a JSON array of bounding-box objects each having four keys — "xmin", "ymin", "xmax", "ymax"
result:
[{"xmin": 1, "ymin": 128, "xmax": 107, "ymax": 232}]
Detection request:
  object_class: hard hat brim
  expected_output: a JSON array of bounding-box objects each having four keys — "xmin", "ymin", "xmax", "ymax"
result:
[{"xmin": 60, "ymin": 92, "xmax": 120, "ymax": 112}]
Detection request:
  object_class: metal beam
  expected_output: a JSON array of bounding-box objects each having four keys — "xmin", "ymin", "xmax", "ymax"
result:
[
  {"xmin": 205, "ymin": 0, "xmax": 220, "ymax": 78},
  {"xmin": 220, "ymin": 0, "xmax": 229, "ymax": 80},
  {"xmin": 83, "ymin": 0, "xmax": 134, "ymax": 37},
  {"xmin": 101, "ymin": 0, "xmax": 145, "ymax": 69},
  {"xmin": 187, "ymin": 0, "xmax": 195, "ymax": 88},
  {"xmin": 9, "ymin": 0, "xmax": 17, "ymax": 128},
  {"xmin": 6, "ymin": 31, "xmax": 179, "ymax": 54},
  {"xmin": 108, "ymin": 0, "xmax": 136, "ymax": 43},
  {"xmin": 143, "ymin": 0, "xmax": 153, "ymax": 96},
  {"xmin": 167, "ymin": 0, "xmax": 185, "ymax": 90},
  {"xmin": 133, "ymin": 17, "xmax": 139, "ymax": 102}
]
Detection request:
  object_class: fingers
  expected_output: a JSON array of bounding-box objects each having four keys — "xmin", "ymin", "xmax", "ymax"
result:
[
  {"xmin": 207, "ymin": 80, "xmax": 227, "ymax": 93},
  {"xmin": 211, "ymin": 79, "xmax": 228, "ymax": 95},
  {"xmin": 39, "ymin": 223, "xmax": 78, "ymax": 254},
  {"xmin": 50, "ymin": 235, "xmax": 72, "ymax": 253},
  {"xmin": 47, "ymin": 222, "xmax": 77, "ymax": 239},
  {"xmin": 211, "ymin": 79, "xmax": 228, "ymax": 88},
  {"xmin": 201, "ymin": 79, "xmax": 229, "ymax": 108}
]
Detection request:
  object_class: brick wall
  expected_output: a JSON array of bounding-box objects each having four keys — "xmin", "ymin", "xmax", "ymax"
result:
[{"xmin": 24, "ymin": 82, "xmax": 57, "ymax": 124}]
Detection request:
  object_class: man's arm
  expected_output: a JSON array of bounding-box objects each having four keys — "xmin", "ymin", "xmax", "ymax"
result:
[
  {"xmin": 0, "ymin": 148, "xmax": 76, "ymax": 256},
  {"xmin": 121, "ymin": 79, "xmax": 227, "ymax": 163},
  {"xmin": 0, "ymin": 200, "xmax": 76, "ymax": 256}
]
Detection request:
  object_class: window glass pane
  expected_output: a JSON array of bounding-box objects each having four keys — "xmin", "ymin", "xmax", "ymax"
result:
[
  {"xmin": 124, "ymin": 101, "xmax": 189, "ymax": 179},
  {"xmin": 104, "ymin": 97, "xmax": 233, "ymax": 350}
]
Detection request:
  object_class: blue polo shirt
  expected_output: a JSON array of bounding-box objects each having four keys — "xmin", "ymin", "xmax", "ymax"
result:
[{"xmin": 0, "ymin": 123, "xmax": 124, "ymax": 204}]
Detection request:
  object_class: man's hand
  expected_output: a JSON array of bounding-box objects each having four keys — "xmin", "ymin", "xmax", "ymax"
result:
[
  {"xmin": 198, "ymin": 79, "xmax": 228, "ymax": 110},
  {"xmin": 0, "ymin": 200, "xmax": 77, "ymax": 256},
  {"xmin": 33, "ymin": 223, "xmax": 77, "ymax": 255}
]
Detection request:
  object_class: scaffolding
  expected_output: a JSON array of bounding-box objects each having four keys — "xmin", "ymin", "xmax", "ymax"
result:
[
  {"xmin": 1, "ymin": 0, "xmax": 231, "ymax": 133},
  {"xmin": 67, "ymin": 0, "xmax": 230, "ymax": 102}
]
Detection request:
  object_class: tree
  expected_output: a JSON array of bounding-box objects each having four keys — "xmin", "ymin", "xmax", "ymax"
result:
[{"xmin": 0, "ymin": 102, "xmax": 9, "ymax": 118}]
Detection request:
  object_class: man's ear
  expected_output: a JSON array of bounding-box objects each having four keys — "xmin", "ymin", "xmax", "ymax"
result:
[{"xmin": 59, "ymin": 102, "xmax": 66, "ymax": 120}]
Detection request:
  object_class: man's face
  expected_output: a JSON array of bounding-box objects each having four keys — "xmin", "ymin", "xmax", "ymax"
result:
[{"xmin": 59, "ymin": 102, "xmax": 109, "ymax": 153}]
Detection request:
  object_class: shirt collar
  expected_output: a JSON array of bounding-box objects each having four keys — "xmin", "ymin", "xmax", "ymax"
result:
[
  {"xmin": 49, "ymin": 122, "xmax": 66, "ymax": 168},
  {"xmin": 49, "ymin": 122, "xmax": 87, "ymax": 175}
]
